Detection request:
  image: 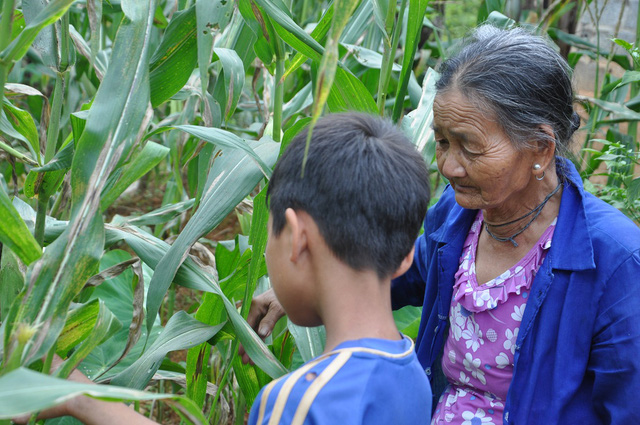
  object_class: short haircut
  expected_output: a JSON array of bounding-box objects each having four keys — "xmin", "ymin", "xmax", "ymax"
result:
[
  {"xmin": 436, "ymin": 25, "xmax": 579, "ymax": 162},
  {"xmin": 267, "ymin": 113, "xmax": 430, "ymax": 279}
]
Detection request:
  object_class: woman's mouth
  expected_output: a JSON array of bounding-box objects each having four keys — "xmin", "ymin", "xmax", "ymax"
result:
[{"xmin": 451, "ymin": 181, "xmax": 474, "ymax": 192}]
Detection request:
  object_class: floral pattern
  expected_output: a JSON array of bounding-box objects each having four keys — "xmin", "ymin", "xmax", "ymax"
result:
[
  {"xmin": 461, "ymin": 409, "xmax": 495, "ymax": 425},
  {"xmin": 431, "ymin": 212, "xmax": 556, "ymax": 425}
]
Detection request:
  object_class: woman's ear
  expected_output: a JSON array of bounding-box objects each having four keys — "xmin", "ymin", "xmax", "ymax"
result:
[
  {"xmin": 533, "ymin": 124, "xmax": 557, "ymax": 172},
  {"xmin": 391, "ymin": 246, "xmax": 415, "ymax": 279}
]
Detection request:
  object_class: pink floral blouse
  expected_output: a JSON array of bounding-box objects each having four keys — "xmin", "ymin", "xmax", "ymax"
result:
[{"xmin": 431, "ymin": 211, "xmax": 557, "ymax": 425}]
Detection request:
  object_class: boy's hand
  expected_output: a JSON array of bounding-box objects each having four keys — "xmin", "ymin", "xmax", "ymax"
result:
[
  {"xmin": 13, "ymin": 355, "xmax": 158, "ymax": 425},
  {"xmin": 239, "ymin": 289, "xmax": 286, "ymax": 364},
  {"xmin": 12, "ymin": 355, "xmax": 93, "ymax": 424}
]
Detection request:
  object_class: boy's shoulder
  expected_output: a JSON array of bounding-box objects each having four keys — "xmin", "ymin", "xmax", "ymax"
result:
[{"xmin": 248, "ymin": 336, "xmax": 432, "ymax": 425}]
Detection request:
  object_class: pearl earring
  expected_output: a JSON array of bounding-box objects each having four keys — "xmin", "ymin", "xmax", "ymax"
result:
[{"xmin": 533, "ymin": 164, "xmax": 544, "ymax": 180}]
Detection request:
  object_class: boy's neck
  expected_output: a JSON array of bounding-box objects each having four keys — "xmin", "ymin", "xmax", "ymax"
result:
[{"xmin": 315, "ymin": 262, "xmax": 401, "ymax": 353}]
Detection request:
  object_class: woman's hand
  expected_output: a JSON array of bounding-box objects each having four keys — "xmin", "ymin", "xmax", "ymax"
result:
[{"xmin": 239, "ymin": 288, "xmax": 286, "ymax": 364}]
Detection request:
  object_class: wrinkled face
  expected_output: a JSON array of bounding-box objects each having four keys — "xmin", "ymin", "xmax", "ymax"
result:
[
  {"xmin": 433, "ymin": 90, "xmax": 535, "ymax": 212},
  {"xmin": 265, "ymin": 216, "xmax": 320, "ymax": 327}
]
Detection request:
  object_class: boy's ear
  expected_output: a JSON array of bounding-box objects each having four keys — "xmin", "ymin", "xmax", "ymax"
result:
[
  {"xmin": 391, "ymin": 246, "xmax": 415, "ymax": 279},
  {"xmin": 284, "ymin": 208, "xmax": 308, "ymax": 263}
]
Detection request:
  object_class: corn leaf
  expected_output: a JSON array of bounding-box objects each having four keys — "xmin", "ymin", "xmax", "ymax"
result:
[
  {"xmin": 55, "ymin": 300, "xmax": 122, "ymax": 379},
  {"xmin": 0, "ymin": 188, "xmax": 41, "ymax": 265},
  {"xmin": 100, "ymin": 141, "xmax": 170, "ymax": 211},
  {"xmin": 118, "ymin": 199, "xmax": 196, "ymax": 227},
  {"xmin": 71, "ymin": 0, "xmax": 156, "ymax": 214},
  {"xmin": 287, "ymin": 321, "xmax": 326, "ymax": 363},
  {"xmin": 185, "ymin": 343, "xmax": 212, "ymax": 408},
  {"xmin": 56, "ymin": 300, "xmax": 102, "ymax": 357},
  {"xmin": 104, "ymin": 225, "xmax": 288, "ymax": 378},
  {"xmin": 69, "ymin": 25, "xmax": 108, "ymax": 80},
  {"xmin": 392, "ymin": 0, "xmax": 429, "ymax": 121},
  {"xmin": 80, "ymin": 251, "xmax": 159, "ymax": 381},
  {"xmin": 2, "ymin": 100, "xmax": 40, "ymax": 164},
  {"xmin": 242, "ymin": 188, "xmax": 269, "ymax": 317},
  {"xmin": 11, "ymin": 0, "xmax": 157, "ymax": 367},
  {"xmin": 145, "ymin": 137, "xmax": 278, "ymax": 334},
  {"xmin": 0, "ymin": 0, "xmax": 75, "ymax": 64},
  {"xmin": 196, "ymin": 0, "xmax": 234, "ymax": 92},
  {"xmin": 110, "ymin": 311, "xmax": 224, "ymax": 390},
  {"xmin": 251, "ymin": 0, "xmax": 376, "ymax": 113},
  {"xmin": 392, "ymin": 305, "xmax": 422, "ymax": 340},
  {"xmin": 401, "ymin": 67, "xmax": 437, "ymax": 160},
  {"xmin": 0, "ymin": 245, "xmax": 26, "ymax": 321},
  {"xmin": 186, "ymin": 240, "xmax": 259, "ymax": 406},
  {"xmin": 628, "ymin": 177, "xmax": 640, "ymax": 202},
  {"xmin": 283, "ymin": 5, "xmax": 334, "ymax": 80},
  {"xmin": 232, "ymin": 353, "xmax": 262, "ymax": 406},
  {"xmin": 31, "ymin": 141, "xmax": 74, "ymax": 173},
  {"xmin": 212, "ymin": 48, "xmax": 245, "ymax": 120},
  {"xmin": 12, "ymin": 215, "xmax": 104, "ymax": 365},
  {"xmin": 0, "ymin": 367, "xmax": 207, "ymax": 424},
  {"xmin": 149, "ymin": 6, "xmax": 198, "ymax": 107},
  {"xmin": 614, "ymin": 71, "xmax": 640, "ymax": 90},
  {"xmin": 164, "ymin": 124, "xmax": 272, "ymax": 178},
  {"xmin": 0, "ymin": 111, "xmax": 37, "ymax": 161},
  {"xmin": 586, "ymin": 96, "xmax": 640, "ymax": 122},
  {"xmin": 23, "ymin": 168, "xmax": 66, "ymax": 199},
  {"xmin": 309, "ymin": 0, "xmax": 360, "ymax": 123},
  {"xmin": 18, "ymin": 0, "xmax": 57, "ymax": 68},
  {"xmin": 87, "ymin": 0, "xmax": 102, "ymax": 69},
  {"xmin": 39, "ymin": 219, "xmax": 288, "ymax": 379}
]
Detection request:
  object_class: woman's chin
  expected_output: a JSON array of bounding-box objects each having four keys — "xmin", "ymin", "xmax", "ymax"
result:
[{"xmin": 453, "ymin": 191, "xmax": 482, "ymax": 210}]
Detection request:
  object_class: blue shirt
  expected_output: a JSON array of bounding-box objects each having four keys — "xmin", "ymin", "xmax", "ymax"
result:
[
  {"xmin": 248, "ymin": 336, "xmax": 432, "ymax": 425},
  {"xmin": 392, "ymin": 158, "xmax": 640, "ymax": 424}
]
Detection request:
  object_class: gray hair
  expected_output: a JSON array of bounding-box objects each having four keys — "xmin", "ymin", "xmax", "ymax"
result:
[{"xmin": 435, "ymin": 25, "xmax": 580, "ymax": 160}]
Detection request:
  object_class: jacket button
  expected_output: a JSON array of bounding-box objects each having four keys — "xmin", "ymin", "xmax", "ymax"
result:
[{"xmin": 425, "ymin": 367, "xmax": 431, "ymax": 376}]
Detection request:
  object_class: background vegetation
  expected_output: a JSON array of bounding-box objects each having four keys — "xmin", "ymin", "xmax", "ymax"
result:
[{"xmin": 0, "ymin": 0, "xmax": 638, "ymax": 423}]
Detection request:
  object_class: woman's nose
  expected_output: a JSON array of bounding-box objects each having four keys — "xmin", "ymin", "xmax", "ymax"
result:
[{"xmin": 438, "ymin": 149, "xmax": 466, "ymax": 179}]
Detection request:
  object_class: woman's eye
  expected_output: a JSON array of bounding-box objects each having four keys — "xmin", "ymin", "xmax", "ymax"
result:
[
  {"xmin": 461, "ymin": 144, "xmax": 481, "ymax": 157},
  {"xmin": 436, "ymin": 138, "xmax": 449, "ymax": 147},
  {"xmin": 463, "ymin": 148, "xmax": 480, "ymax": 157}
]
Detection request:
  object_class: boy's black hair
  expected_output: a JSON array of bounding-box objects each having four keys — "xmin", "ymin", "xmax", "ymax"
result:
[{"xmin": 267, "ymin": 113, "xmax": 430, "ymax": 279}]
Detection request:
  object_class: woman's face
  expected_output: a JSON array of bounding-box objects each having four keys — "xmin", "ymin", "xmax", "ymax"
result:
[{"xmin": 433, "ymin": 90, "xmax": 537, "ymax": 212}]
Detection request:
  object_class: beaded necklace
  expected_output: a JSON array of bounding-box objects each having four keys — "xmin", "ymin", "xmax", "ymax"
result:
[{"xmin": 484, "ymin": 183, "xmax": 562, "ymax": 247}]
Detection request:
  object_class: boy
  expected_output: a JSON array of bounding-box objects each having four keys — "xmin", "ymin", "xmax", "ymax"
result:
[
  {"xmin": 16, "ymin": 113, "xmax": 432, "ymax": 424},
  {"xmin": 248, "ymin": 112, "xmax": 432, "ymax": 424}
]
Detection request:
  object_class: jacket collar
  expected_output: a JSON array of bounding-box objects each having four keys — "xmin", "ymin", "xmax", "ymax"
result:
[
  {"xmin": 428, "ymin": 157, "xmax": 595, "ymax": 271},
  {"xmin": 549, "ymin": 157, "xmax": 595, "ymax": 271},
  {"xmin": 428, "ymin": 193, "xmax": 475, "ymax": 245}
]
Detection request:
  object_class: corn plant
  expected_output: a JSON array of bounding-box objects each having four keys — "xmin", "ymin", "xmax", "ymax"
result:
[{"xmin": 0, "ymin": 0, "xmax": 434, "ymax": 423}]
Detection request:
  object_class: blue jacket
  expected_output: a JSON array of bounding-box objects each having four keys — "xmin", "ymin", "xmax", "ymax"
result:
[{"xmin": 392, "ymin": 159, "xmax": 640, "ymax": 424}]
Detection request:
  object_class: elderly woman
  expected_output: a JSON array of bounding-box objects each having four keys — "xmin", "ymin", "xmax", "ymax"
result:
[
  {"xmin": 390, "ymin": 25, "xmax": 640, "ymax": 424},
  {"xmin": 247, "ymin": 25, "xmax": 640, "ymax": 424}
]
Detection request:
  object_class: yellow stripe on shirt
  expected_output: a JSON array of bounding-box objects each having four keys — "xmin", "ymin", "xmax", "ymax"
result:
[
  {"xmin": 290, "ymin": 351, "xmax": 353, "ymax": 425},
  {"xmin": 266, "ymin": 356, "xmax": 329, "ymax": 425}
]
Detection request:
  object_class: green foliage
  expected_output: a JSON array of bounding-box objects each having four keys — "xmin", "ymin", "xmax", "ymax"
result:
[
  {"xmin": 0, "ymin": 368, "xmax": 207, "ymax": 423},
  {"xmin": 0, "ymin": 0, "xmax": 637, "ymax": 423}
]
